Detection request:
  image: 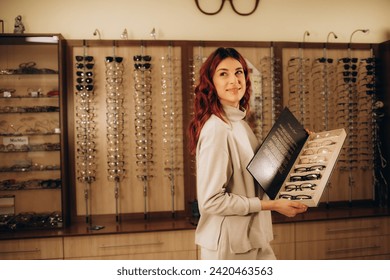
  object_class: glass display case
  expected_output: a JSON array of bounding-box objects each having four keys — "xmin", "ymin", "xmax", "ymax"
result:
[{"xmin": 0, "ymin": 34, "xmax": 68, "ymax": 230}]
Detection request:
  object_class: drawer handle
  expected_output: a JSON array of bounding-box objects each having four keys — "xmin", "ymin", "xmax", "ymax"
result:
[
  {"xmin": 327, "ymin": 245, "xmax": 380, "ymax": 254},
  {"xmin": 99, "ymin": 241, "xmax": 164, "ymax": 249},
  {"xmin": 0, "ymin": 248, "xmax": 40, "ymax": 254},
  {"xmin": 326, "ymin": 225, "xmax": 379, "ymax": 234}
]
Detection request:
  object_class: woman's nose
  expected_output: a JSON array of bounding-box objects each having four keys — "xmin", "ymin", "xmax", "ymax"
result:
[{"xmin": 229, "ymin": 75, "xmax": 238, "ymax": 84}]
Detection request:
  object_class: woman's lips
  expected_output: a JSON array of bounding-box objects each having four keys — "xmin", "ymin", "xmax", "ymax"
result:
[{"xmin": 227, "ymin": 88, "xmax": 240, "ymax": 93}]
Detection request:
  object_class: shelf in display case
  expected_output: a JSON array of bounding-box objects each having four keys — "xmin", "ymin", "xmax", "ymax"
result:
[{"xmin": 247, "ymin": 107, "xmax": 347, "ymax": 207}]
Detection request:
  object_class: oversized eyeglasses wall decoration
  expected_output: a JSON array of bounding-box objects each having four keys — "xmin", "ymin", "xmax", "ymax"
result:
[{"xmin": 195, "ymin": 0, "xmax": 261, "ymax": 16}]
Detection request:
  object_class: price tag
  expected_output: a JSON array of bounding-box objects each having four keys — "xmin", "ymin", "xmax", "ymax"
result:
[{"xmin": 3, "ymin": 136, "xmax": 29, "ymax": 146}]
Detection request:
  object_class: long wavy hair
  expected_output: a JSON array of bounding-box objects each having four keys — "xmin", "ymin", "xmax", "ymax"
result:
[{"xmin": 187, "ymin": 47, "xmax": 252, "ymax": 155}]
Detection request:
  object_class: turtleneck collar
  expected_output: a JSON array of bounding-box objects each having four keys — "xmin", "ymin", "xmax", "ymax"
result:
[{"xmin": 223, "ymin": 104, "xmax": 246, "ymax": 123}]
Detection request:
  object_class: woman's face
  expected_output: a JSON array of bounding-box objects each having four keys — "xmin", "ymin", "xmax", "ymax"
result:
[{"xmin": 212, "ymin": 57, "xmax": 246, "ymax": 108}]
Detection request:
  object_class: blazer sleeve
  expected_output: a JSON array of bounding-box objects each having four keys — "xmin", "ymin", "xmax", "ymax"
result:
[{"xmin": 196, "ymin": 118, "xmax": 261, "ymax": 216}]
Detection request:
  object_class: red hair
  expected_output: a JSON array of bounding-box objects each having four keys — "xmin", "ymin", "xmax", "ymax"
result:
[{"xmin": 187, "ymin": 47, "xmax": 252, "ymax": 155}]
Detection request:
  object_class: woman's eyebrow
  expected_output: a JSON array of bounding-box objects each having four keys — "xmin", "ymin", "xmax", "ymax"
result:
[{"xmin": 216, "ymin": 67, "xmax": 243, "ymax": 72}]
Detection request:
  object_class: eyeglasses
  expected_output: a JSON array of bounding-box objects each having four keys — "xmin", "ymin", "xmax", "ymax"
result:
[
  {"xmin": 285, "ymin": 182, "xmax": 317, "ymax": 192},
  {"xmin": 302, "ymin": 147, "xmax": 331, "ymax": 156},
  {"xmin": 307, "ymin": 140, "xmax": 336, "ymax": 148},
  {"xmin": 294, "ymin": 165, "xmax": 326, "ymax": 173},
  {"xmin": 136, "ymin": 153, "xmax": 153, "ymax": 160},
  {"xmin": 77, "ymin": 175, "xmax": 96, "ymax": 184},
  {"xmin": 75, "ymin": 52, "xmax": 98, "ymax": 188},
  {"xmin": 290, "ymin": 173, "xmax": 322, "ymax": 182},
  {"xmin": 106, "ymin": 77, "xmax": 123, "ymax": 85},
  {"xmin": 279, "ymin": 194, "xmax": 312, "ymax": 200},
  {"xmin": 135, "ymin": 83, "xmax": 152, "ymax": 91},
  {"xmin": 287, "ymin": 57, "xmax": 311, "ymax": 68},
  {"xmin": 299, "ymin": 155, "xmax": 328, "ymax": 164}
]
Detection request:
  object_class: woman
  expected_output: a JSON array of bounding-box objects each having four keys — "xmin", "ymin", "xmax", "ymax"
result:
[{"xmin": 188, "ymin": 47, "xmax": 308, "ymax": 260}]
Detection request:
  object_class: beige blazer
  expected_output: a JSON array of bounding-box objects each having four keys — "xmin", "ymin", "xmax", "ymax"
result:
[{"xmin": 195, "ymin": 106, "xmax": 273, "ymax": 254}]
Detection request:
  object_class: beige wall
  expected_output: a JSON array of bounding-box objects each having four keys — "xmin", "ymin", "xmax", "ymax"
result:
[{"xmin": 0, "ymin": 0, "xmax": 390, "ymax": 42}]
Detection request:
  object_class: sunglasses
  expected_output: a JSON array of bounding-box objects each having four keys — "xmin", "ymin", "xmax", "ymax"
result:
[
  {"xmin": 75, "ymin": 55, "xmax": 94, "ymax": 62},
  {"xmin": 75, "ymin": 84, "xmax": 94, "ymax": 91},
  {"xmin": 106, "ymin": 56, "xmax": 123, "ymax": 63},
  {"xmin": 76, "ymin": 77, "xmax": 93, "ymax": 84},
  {"xmin": 134, "ymin": 63, "xmax": 151, "ymax": 70},
  {"xmin": 343, "ymin": 64, "xmax": 357, "ymax": 70},
  {"xmin": 338, "ymin": 57, "xmax": 358, "ymax": 63},
  {"xmin": 133, "ymin": 55, "xmax": 152, "ymax": 62},
  {"xmin": 342, "ymin": 71, "xmax": 358, "ymax": 77},
  {"xmin": 316, "ymin": 57, "xmax": 333, "ymax": 63},
  {"xmin": 344, "ymin": 77, "xmax": 357, "ymax": 83},
  {"xmin": 76, "ymin": 63, "xmax": 94, "ymax": 69},
  {"xmin": 76, "ymin": 71, "xmax": 93, "ymax": 77}
]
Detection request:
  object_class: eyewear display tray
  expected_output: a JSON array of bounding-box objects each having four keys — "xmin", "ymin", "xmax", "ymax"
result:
[{"xmin": 247, "ymin": 107, "xmax": 346, "ymax": 207}]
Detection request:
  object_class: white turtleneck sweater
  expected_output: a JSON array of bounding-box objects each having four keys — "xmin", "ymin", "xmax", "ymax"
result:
[{"xmin": 195, "ymin": 105, "xmax": 273, "ymax": 253}]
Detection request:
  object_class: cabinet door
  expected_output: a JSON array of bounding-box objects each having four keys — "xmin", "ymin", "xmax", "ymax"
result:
[
  {"xmin": 295, "ymin": 217, "xmax": 390, "ymax": 259},
  {"xmin": 63, "ymin": 230, "xmax": 196, "ymax": 260},
  {"xmin": 271, "ymin": 223, "xmax": 295, "ymax": 260},
  {"xmin": 295, "ymin": 217, "xmax": 390, "ymax": 242},
  {"xmin": 295, "ymin": 235, "xmax": 390, "ymax": 260},
  {"xmin": 0, "ymin": 237, "xmax": 63, "ymax": 259},
  {"xmin": 0, "ymin": 34, "xmax": 67, "ymax": 231}
]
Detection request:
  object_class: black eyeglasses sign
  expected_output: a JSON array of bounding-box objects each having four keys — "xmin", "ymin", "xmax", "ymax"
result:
[{"xmin": 195, "ymin": 0, "xmax": 261, "ymax": 16}]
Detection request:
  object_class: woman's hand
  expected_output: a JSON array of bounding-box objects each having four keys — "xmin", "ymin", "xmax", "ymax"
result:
[
  {"xmin": 305, "ymin": 128, "xmax": 315, "ymax": 135},
  {"xmin": 261, "ymin": 199, "xmax": 308, "ymax": 217}
]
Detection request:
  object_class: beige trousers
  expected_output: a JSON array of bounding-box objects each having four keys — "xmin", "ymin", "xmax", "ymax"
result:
[
  {"xmin": 200, "ymin": 224, "xmax": 276, "ymax": 260},
  {"xmin": 200, "ymin": 243, "xmax": 276, "ymax": 260}
]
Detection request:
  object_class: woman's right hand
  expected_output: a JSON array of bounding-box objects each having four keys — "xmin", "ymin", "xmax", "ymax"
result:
[{"xmin": 261, "ymin": 199, "xmax": 308, "ymax": 217}]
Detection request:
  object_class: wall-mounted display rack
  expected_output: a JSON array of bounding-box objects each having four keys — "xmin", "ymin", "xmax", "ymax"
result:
[{"xmin": 0, "ymin": 35, "xmax": 387, "ymax": 231}]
